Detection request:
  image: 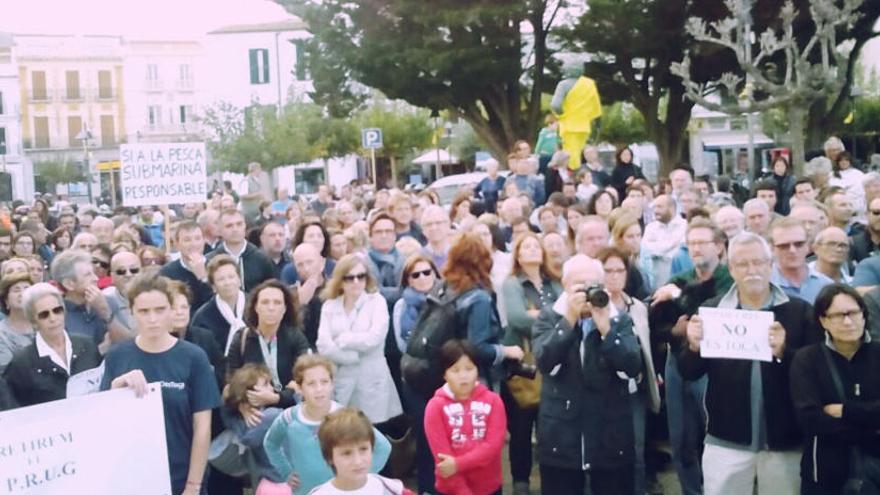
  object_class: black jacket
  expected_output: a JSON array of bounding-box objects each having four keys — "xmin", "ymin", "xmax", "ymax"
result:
[
  {"xmin": 532, "ymin": 307, "xmax": 642, "ymax": 470},
  {"xmin": 0, "ymin": 377, "xmax": 17, "ymax": 411},
  {"xmin": 678, "ymin": 295, "xmax": 821, "ymax": 449},
  {"xmin": 849, "ymin": 230, "xmax": 879, "ymax": 265},
  {"xmin": 159, "ymin": 259, "xmax": 214, "ymax": 314},
  {"xmin": 790, "ymin": 341, "xmax": 880, "ymax": 489},
  {"xmin": 207, "ymin": 242, "xmax": 276, "ymax": 294},
  {"xmin": 225, "ymin": 325, "xmax": 312, "ymax": 409},
  {"xmin": 191, "ymin": 298, "xmax": 235, "ymax": 357},
  {"xmin": 2, "ymin": 334, "xmax": 101, "ymax": 407}
]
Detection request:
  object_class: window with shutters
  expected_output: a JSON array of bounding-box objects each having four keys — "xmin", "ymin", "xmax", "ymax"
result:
[
  {"xmin": 68, "ymin": 116, "xmax": 83, "ymax": 147},
  {"xmin": 98, "ymin": 70, "xmax": 113, "ymax": 99},
  {"xmin": 33, "ymin": 117, "xmax": 50, "ymax": 148},
  {"xmin": 148, "ymin": 105, "xmax": 161, "ymax": 127},
  {"xmin": 0, "ymin": 128, "xmax": 6, "ymax": 155},
  {"xmin": 100, "ymin": 115, "xmax": 115, "ymax": 146},
  {"xmin": 66, "ymin": 71, "xmax": 81, "ymax": 100},
  {"xmin": 31, "ymin": 71, "xmax": 47, "ymax": 100},
  {"xmin": 293, "ymin": 40, "xmax": 307, "ymax": 81},
  {"xmin": 248, "ymin": 48, "xmax": 270, "ymax": 85},
  {"xmin": 0, "ymin": 91, "xmax": 4, "ymax": 114}
]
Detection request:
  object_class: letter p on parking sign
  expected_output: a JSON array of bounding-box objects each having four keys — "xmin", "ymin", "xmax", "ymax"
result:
[{"xmin": 362, "ymin": 128, "xmax": 383, "ymax": 149}]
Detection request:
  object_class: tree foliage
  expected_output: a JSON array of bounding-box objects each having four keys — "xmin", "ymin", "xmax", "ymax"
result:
[
  {"xmin": 597, "ymin": 103, "xmax": 649, "ymax": 147},
  {"xmin": 278, "ymin": 0, "xmax": 566, "ymax": 160},
  {"xmin": 35, "ymin": 160, "xmax": 86, "ymax": 188}
]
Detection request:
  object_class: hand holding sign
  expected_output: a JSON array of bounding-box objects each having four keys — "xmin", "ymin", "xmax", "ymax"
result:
[{"xmin": 697, "ymin": 307, "xmax": 774, "ymax": 362}]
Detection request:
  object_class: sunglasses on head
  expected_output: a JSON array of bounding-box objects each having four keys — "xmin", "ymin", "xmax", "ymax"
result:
[
  {"xmin": 409, "ymin": 269, "xmax": 433, "ymax": 280},
  {"xmin": 342, "ymin": 272, "xmax": 368, "ymax": 282},
  {"xmin": 92, "ymin": 259, "xmax": 110, "ymax": 269},
  {"xmin": 37, "ymin": 306, "xmax": 64, "ymax": 320},
  {"xmin": 114, "ymin": 267, "xmax": 141, "ymax": 276}
]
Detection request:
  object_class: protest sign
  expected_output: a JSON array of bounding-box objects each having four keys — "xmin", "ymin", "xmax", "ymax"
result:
[
  {"xmin": 120, "ymin": 142, "xmax": 207, "ymax": 207},
  {"xmin": 0, "ymin": 384, "xmax": 171, "ymax": 494},
  {"xmin": 698, "ymin": 306, "xmax": 774, "ymax": 362}
]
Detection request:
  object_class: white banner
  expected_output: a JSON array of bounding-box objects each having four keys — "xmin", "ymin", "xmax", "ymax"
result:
[
  {"xmin": 120, "ymin": 142, "xmax": 207, "ymax": 207},
  {"xmin": 0, "ymin": 384, "xmax": 171, "ymax": 494},
  {"xmin": 699, "ymin": 307, "xmax": 774, "ymax": 362}
]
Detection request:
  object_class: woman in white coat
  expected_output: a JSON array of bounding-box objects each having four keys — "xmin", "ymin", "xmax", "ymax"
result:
[{"xmin": 317, "ymin": 253, "xmax": 403, "ymax": 424}]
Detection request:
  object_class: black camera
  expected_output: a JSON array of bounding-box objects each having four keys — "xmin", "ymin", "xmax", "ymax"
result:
[
  {"xmin": 580, "ymin": 283, "xmax": 609, "ymax": 308},
  {"xmin": 506, "ymin": 360, "xmax": 538, "ymax": 380}
]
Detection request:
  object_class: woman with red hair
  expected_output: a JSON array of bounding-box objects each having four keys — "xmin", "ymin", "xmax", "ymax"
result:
[{"xmin": 443, "ymin": 232, "xmax": 524, "ymax": 383}]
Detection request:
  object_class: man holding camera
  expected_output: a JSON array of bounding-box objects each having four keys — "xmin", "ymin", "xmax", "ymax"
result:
[
  {"xmin": 532, "ymin": 254, "xmax": 643, "ymax": 495},
  {"xmin": 679, "ymin": 232, "xmax": 820, "ymax": 494}
]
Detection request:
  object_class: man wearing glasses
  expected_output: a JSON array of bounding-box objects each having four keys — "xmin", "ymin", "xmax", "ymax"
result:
[
  {"xmin": 50, "ymin": 250, "xmax": 131, "ymax": 353},
  {"xmin": 849, "ymin": 196, "xmax": 880, "ymax": 264},
  {"xmin": 809, "ymin": 227, "xmax": 851, "ymax": 283},
  {"xmin": 102, "ymin": 252, "xmax": 142, "ymax": 333},
  {"xmin": 769, "ymin": 217, "xmax": 832, "ymax": 304},
  {"xmin": 680, "ymin": 232, "xmax": 821, "ymax": 494}
]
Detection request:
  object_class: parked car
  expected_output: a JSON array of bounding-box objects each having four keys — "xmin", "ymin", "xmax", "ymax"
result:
[{"xmin": 428, "ymin": 171, "xmax": 510, "ymax": 207}]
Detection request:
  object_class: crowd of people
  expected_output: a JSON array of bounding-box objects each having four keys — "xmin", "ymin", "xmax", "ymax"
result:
[{"xmin": 0, "ymin": 134, "xmax": 879, "ymax": 495}]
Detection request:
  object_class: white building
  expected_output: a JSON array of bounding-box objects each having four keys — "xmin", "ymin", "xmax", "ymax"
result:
[
  {"xmin": 15, "ymin": 34, "xmax": 127, "ymax": 201},
  {"xmin": 0, "ymin": 33, "xmax": 34, "ymax": 200},
  {"xmin": 203, "ymin": 19, "xmax": 312, "ymax": 113},
  {"xmin": 122, "ymin": 39, "xmax": 206, "ymax": 145}
]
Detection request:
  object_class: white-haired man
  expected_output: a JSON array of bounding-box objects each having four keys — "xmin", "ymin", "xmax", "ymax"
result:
[
  {"xmin": 533, "ymin": 254, "xmax": 642, "ymax": 495},
  {"xmin": 681, "ymin": 232, "xmax": 821, "ymax": 495}
]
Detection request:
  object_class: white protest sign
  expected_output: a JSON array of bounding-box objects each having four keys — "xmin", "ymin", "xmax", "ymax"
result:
[
  {"xmin": 698, "ymin": 306, "xmax": 774, "ymax": 362},
  {"xmin": 0, "ymin": 384, "xmax": 171, "ymax": 494},
  {"xmin": 120, "ymin": 142, "xmax": 207, "ymax": 207}
]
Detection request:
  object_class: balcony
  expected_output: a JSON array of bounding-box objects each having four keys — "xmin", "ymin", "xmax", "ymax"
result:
[
  {"xmin": 175, "ymin": 79, "xmax": 195, "ymax": 91},
  {"xmin": 62, "ymin": 89, "xmax": 85, "ymax": 102},
  {"xmin": 95, "ymin": 88, "xmax": 115, "ymax": 101},
  {"xmin": 144, "ymin": 79, "xmax": 163, "ymax": 91},
  {"xmin": 28, "ymin": 90, "xmax": 52, "ymax": 103}
]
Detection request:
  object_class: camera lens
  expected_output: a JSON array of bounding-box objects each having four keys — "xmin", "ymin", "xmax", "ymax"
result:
[{"xmin": 587, "ymin": 286, "xmax": 609, "ymax": 308}]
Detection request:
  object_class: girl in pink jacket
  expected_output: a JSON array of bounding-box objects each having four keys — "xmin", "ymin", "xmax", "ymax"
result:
[{"xmin": 424, "ymin": 340, "xmax": 507, "ymax": 495}]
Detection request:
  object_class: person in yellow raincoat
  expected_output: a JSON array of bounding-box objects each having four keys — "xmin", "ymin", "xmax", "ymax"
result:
[{"xmin": 551, "ymin": 62, "xmax": 602, "ymax": 171}]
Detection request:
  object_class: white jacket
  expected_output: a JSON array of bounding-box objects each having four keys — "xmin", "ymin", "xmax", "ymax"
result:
[{"xmin": 316, "ymin": 291, "xmax": 402, "ymax": 423}]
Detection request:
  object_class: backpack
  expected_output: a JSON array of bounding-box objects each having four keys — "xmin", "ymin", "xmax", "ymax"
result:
[{"xmin": 400, "ymin": 283, "xmax": 465, "ymax": 398}]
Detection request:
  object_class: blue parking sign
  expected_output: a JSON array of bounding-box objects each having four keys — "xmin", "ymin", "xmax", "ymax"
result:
[{"xmin": 362, "ymin": 128, "xmax": 383, "ymax": 149}]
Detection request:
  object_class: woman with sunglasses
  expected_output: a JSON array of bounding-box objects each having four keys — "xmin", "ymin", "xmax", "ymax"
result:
[
  {"xmin": 392, "ymin": 254, "xmax": 441, "ymax": 354},
  {"xmin": 91, "ymin": 245, "xmax": 113, "ymax": 289},
  {"xmin": 3, "ymin": 283, "xmax": 100, "ymax": 407},
  {"xmin": 597, "ymin": 246, "xmax": 661, "ymax": 495},
  {"xmin": 791, "ymin": 284, "xmax": 880, "ymax": 494},
  {"xmin": 102, "ymin": 274, "xmax": 221, "ymax": 495},
  {"xmin": 501, "ymin": 232, "xmax": 562, "ymax": 494},
  {"xmin": 317, "ymin": 254, "xmax": 403, "ymax": 424},
  {"xmin": 138, "ymin": 245, "xmax": 167, "ymax": 274},
  {"xmin": 0, "ymin": 273, "xmax": 34, "ymax": 375}
]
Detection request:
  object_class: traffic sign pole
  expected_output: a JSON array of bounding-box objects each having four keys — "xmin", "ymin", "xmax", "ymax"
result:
[{"xmin": 371, "ymin": 147, "xmax": 377, "ymax": 188}]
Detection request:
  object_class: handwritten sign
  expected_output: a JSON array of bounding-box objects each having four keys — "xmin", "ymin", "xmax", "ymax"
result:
[
  {"xmin": 698, "ymin": 307, "xmax": 774, "ymax": 362},
  {"xmin": 0, "ymin": 385, "xmax": 171, "ymax": 494},
  {"xmin": 120, "ymin": 142, "xmax": 207, "ymax": 206}
]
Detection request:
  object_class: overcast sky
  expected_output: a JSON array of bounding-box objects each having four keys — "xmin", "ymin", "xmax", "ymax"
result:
[{"xmin": 0, "ymin": 0, "xmax": 293, "ymax": 38}]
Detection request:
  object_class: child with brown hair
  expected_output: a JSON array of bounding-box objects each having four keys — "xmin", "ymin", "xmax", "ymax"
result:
[
  {"xmin": 264, "ymin": 354, "xmax": 391, "ymax": 495},
  {"xmin": 308, "ymin": 408, "xmax": 413, "ymax": 495},
  {"xmin": 223, "ymin": 363, "xmax": 289, "ymax": 495}
]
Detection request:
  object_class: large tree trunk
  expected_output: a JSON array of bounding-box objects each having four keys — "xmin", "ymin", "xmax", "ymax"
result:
[
  {"xmin": 789, "ymin": 105, "xmax": 808, "ymax": 175},
  {"xmin": 389, "ymin": 155, "xmax": 398, "ymax": 187}
]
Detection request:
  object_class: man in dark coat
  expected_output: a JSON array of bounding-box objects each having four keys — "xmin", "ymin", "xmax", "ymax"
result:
[
  {"xmin": 207, "ymin": 209, "xmax": 275, "ymax": 294},
  {"xmin": 533, "ymin": 254, "xmax": 642, "ymax": 495},
  {"xmin": 679, "ymin": 232, "xmax": 822, "ymax": 494}
]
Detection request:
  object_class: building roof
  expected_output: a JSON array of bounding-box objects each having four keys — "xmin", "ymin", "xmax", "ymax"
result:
[{"xmin": 208, "ymin": 18, "xmax": 308, "ymax": 35}]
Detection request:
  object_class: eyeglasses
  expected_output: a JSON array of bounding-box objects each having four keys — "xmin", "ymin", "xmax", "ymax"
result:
[
  {"xmin": 92, "ymin": 259, "xmax": 110, "ymax": 269},
  {"xmin": 730, "ymin": 258, "xmax": 770, "ymax": 271},
  {"xmin": 822, "ymin": 310, "xmax": 863, "ymax": 324},
  {"xmin": 142, "ymin": 258, "xmax": 162, "ymax": 266},
  {"xmin": 604, "ymin": 268, "xmax": 627, "ymax": 275},
  {"xmin": 870, "ymin": 210, "xmax": 880, "ymax": 216},
  {"xmin": 409, "ymin": 269, "xmax": 433, "ymax": 280},
  {"xmin": 37, "ymin": 306, "xmax": 64, "ymax": 320},
  {"xmin": 114, "ymin": 267, "xmax": 141, "ymax": 276},
  {"xmin": 773, "ymin": 240, "xmax": 807, "ymax": 251},
  {"xmin": 342, "ymin": 272, "xmax": 368, "ymax": 283}
]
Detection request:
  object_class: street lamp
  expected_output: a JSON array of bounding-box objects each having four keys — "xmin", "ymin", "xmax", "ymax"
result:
[{"xmin": 76, "ymin": 126, "xmax": 94, "ymax": 204}]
